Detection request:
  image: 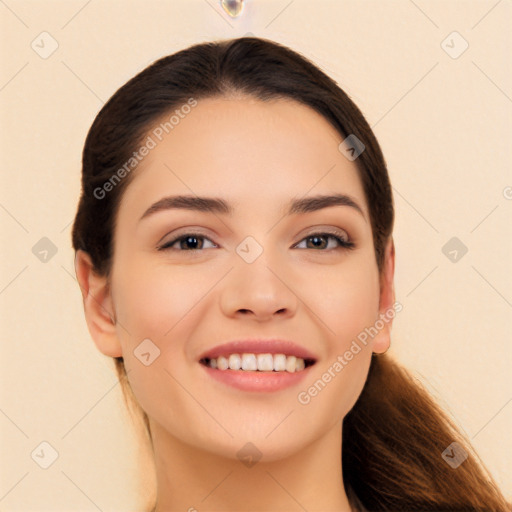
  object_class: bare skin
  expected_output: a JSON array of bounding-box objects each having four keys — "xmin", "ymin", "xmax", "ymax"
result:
[{"xmin": 75, "ymin": 95, "xmax": 395, "ymax": 511}]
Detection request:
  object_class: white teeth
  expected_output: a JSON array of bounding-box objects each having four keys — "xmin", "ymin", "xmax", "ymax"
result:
[
  {"xmin": 228, "ymin": 354, "xmax": 241, "ymax": 370},
  {"xmin": 204, "ymin": 353, "xmax": 311, "ymax": 372},
  {"xmin": 217, "ymin": 355, "xmax": 229, "ymax": 370},
  {"xmin": 257, "ymin": 353, "xmax": 274, "ymax": 371},
  {"xmin": 241, "ymin": 353, "xmax": 258, "ymax": 371},
  {"xmin": 273, "ymin": 354, "xmax": 287, "ymax": 371},
  {"xmin": 286, "ymin": 355, "xmax": 296, "ymax": 373}
]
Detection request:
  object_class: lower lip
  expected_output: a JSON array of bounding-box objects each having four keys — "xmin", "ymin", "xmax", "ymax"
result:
[{"xmin": 200, "ymin": 363, "xmax": 314, "ymax": 392}]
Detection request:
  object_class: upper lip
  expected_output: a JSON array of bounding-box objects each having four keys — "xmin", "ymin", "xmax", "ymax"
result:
[{"xmin": 198, "ymin": 339, "xmax": 318, "ymax": 362}]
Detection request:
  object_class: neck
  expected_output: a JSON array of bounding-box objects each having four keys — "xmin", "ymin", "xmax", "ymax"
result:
[{"xmin": 150, "ymin": 418, "xmax": 353, "ymax": 512}]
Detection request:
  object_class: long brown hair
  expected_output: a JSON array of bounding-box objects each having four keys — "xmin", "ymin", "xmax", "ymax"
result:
[{"xmin": 71, "ymin": 36, "xmax": 510, "ymax": 511}]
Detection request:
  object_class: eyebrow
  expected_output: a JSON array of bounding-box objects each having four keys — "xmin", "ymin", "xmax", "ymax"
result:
[{"xmin": 139, "ymin": 193, "xmax": 366, "ymax": 222}]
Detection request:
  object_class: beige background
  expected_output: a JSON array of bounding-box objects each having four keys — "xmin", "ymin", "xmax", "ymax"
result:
[{"xmin": 1, "ymin": 0, "xmax": 511, "ymax": 510}]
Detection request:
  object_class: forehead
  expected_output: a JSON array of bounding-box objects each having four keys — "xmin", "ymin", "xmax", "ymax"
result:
[{"xmin": 117, "ymin": 95, "xmax": 368, "ymax": 221}]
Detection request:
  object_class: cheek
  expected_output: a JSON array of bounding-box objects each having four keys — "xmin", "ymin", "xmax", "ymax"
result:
[
  {"xmin": 112, "ymin": 260, "xmax": 209, "ymax": 342},
  {"xmin": 295, "ymin": 271, "xmax": 379, "ymax": 429},
  {"xmin": 110, "ymin": 262, "xmax": 213, "ymax": 437},
  {"xmin": 306, "ymin": 260, "xmax": 380, "ymax": 349}
]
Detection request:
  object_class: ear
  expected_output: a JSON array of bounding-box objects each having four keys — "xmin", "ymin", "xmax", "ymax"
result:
[
  {"xmin": 372, "ymin": 237, "xmax": 396, "ymax": 354},
  {"xmin": 74, "ymin": 250, "xmax": 123, "ymax": 358}
]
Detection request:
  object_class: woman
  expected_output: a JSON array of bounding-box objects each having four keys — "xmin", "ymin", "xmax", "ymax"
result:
[{"xmin": 71, "ymin": 36, "xmax": 510, "ymax": 511}]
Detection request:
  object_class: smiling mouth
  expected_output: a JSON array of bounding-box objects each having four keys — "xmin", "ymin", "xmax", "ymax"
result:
[{"xmin": 199, "ymin": 353, "xmax": 316, "ymax": 373}]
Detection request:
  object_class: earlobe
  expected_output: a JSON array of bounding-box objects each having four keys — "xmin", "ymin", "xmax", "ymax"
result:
[
  {"xmin": 372, "ymin": 325, "xmax": 391, "ymax": 355},
  {"xmin": 74, "ymin": 250, "xmax": 123, "ymax": 358},
  {"xmin": 373, "ymin": 238, "xmax": 396, "ymax": 355}
]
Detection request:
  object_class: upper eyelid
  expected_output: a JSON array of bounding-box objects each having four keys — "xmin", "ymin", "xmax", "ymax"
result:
[
  {"xmin": 161, "ymin": 226, "xmax": 350, "ymax": 240},
  {"xmin": 159, "ymin": 228, "xmax": 351, "ymax": 249}
]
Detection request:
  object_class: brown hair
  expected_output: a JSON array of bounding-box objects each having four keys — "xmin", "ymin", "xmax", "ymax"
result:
[{"xmin": 71, "ymin": 37, "xmax": 510, "ymax": 511}]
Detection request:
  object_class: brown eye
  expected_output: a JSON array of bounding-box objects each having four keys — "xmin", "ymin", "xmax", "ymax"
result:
[
  {"xmin": 159, "ymin": 233, "xmax": 217, "ymax": 251},
  {"xmin": 295, "ymin": 232, "xmax": 355, "ymax": 251}
]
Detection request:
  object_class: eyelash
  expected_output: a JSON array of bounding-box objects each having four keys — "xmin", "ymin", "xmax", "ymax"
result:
[{"xmin": 158, "ymin": 231, "xmax": 355, "ymax": 252}]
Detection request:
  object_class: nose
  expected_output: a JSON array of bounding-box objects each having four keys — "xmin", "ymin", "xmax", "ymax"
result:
[{"xmin": 219, "ymin": 258, "xmax": 299, "ymax": 322}]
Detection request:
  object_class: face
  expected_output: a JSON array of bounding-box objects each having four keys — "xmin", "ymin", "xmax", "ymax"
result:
[{"xmin": 105, "ymin": 96, "xmax": 391, "ymax": 461}]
